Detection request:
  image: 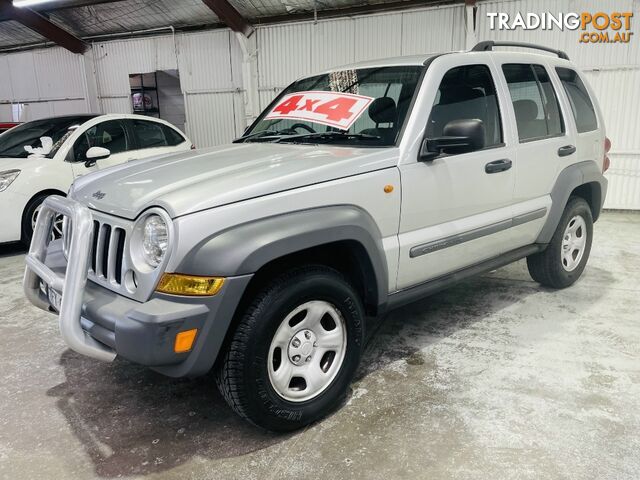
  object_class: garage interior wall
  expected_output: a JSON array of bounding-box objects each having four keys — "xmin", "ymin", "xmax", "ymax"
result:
[
  {"xmin": 477, "ymin": 0, "xmax": 640, "ymax": 210},
  {"xmin": 0, "ymin": 47, "xmax": 90, "ymax": 119},
  {"xmin": 0, "ymin": 0, "xmax": 638, "ymax": 209}
]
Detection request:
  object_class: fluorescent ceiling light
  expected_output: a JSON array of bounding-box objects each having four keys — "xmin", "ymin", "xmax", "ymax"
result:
[{"xmin": 12, "ymin": 0, "xmax": 57, "ymax": 7}]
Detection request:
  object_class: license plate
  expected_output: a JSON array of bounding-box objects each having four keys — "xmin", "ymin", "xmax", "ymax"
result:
[{"xmin": 47, "ymin": 286, "xmax": 62, "ymax": 312}]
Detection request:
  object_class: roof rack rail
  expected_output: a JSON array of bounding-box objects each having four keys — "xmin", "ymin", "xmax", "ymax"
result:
[{"xmin": 471, "ymin": 41, "xmax": 570, "ymax": 60}]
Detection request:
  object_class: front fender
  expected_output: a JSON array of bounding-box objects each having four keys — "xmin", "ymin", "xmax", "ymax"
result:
[{"xmin": 177, "ymin": 205, "xmax": 389, "ymax": 310}]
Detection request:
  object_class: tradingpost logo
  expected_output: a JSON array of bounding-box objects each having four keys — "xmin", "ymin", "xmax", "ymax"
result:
[{"xmin": 487, "ymin": 11, "xmax": 634, "ymax": 44}]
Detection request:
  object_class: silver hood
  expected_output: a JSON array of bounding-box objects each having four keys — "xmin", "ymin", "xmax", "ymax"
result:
[{"xmin": 70, "ymin": 143, "xmax": 398, "ymax": 219}]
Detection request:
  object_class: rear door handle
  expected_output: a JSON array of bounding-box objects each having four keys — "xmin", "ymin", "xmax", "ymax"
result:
[
  {"xmin": 558, "ymin": 145, "xmax": 576, "ymax": 157},
  {"xmin": 485, "ymin": 159, "xmax": 512, "ymax": 174}
]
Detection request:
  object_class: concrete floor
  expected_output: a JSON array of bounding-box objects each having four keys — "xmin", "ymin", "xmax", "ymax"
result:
[{"xmin": 1, "ymin": 211, "xmax": 639, "ymax": 480}]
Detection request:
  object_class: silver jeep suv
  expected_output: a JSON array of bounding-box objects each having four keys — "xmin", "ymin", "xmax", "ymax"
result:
[{"xmin": 25, "ymin": 42, "xmax": 609, "ymax": 431}]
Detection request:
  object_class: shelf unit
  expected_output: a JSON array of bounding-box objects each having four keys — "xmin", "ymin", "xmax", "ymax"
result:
[{"xmin": 129, "ymin": 72, "xmax": 160, "ymax": 117}]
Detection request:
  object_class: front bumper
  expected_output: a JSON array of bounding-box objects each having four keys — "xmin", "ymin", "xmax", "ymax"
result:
[
  {"xmin": 23, "ymin": 196, "xmax": 251, "ymax": 377},
  {"xmin": 0, "ymin": 189, "xmax": 26, "ymax": 243}
]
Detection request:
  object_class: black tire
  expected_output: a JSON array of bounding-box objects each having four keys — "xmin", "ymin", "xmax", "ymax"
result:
[
  {"xmin": 21, "ymin": 193, "xmax": 49, "ymax": 246},
  {"xmin": 527, "ymin": 196, "xmax": 593, "ymax": 288},
  {"xmin": 216, "ymin": 265, "xmax": 365, "ymax": 432}
]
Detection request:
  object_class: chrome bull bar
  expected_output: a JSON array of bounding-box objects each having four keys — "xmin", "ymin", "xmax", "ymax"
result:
[{"xmin": 23, "ymin": 195, "xmax": 116, "ymax": 362}]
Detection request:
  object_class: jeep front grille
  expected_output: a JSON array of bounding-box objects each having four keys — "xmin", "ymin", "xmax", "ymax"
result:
[
  {"xmin": 90, "ymin": 220, "xmax": 127, "ymax": 286},
  {"xmin": 60, "ymin": 207, "xmax": 169, "ymax": 302}
]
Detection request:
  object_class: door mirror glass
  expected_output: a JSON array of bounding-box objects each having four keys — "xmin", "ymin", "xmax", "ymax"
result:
[
  {"xmin": 84, "ymin": 146, "xmax": 110, "ymax": 167},
  {"xmin": 421, "ymin": 119, "xmax": 486, "ymax": 160}
]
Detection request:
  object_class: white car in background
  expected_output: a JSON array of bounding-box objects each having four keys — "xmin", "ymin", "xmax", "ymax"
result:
[{"xmin": 0, "ymin": 114, "xmax": 192, "ymax": 245}]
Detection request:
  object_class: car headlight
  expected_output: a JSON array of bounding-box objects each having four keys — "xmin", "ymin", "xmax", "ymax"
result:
[
  {"xmin": 139, "ymin": 214, "xmax": 169, "ymax": 268},
  {"xmin": 0, "ymin": 169, "xmax": 20, "ymax": 192}
]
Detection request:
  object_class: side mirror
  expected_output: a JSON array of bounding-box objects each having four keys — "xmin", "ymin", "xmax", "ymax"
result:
[
  {"xmin": 84, "ymin": 146, "xmax": 110, "ymax": 167},
  {"xmin": 420, "ymin": 119, "xmax": 486, "ymax": 160}
]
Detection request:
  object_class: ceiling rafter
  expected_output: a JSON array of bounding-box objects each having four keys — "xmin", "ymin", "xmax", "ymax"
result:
[
  {"xmin": 0, "ymin": 0, "xmax": 87, "ymax": 53},
  {"xmin": 201, "ymin": 0, "xmax": 254, "ymax": 37}
]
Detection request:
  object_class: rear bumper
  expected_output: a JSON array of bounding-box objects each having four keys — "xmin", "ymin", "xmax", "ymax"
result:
[{"xmin": 23, "ymin": 196, "xmax": 251, "ymax": 378}]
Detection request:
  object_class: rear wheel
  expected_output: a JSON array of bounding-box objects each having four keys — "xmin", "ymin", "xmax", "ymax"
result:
[
  {"xmin": 527, "ymin": 197, "xmax": 593, "ymax": 288},
  {"xmin": 216, "ymin": 265, "xmax": 365, "ymax": 431}
]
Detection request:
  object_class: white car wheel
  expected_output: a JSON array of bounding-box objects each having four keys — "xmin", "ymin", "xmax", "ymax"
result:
[{"xmin": 32, "ymin": 203, "xmax": 64, "ymax": 240}]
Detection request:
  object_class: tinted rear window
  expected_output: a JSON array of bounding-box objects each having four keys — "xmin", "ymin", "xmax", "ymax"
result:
[{"xmin": 556, "ymin": 67, "xmax": 598, "ymax": 133}]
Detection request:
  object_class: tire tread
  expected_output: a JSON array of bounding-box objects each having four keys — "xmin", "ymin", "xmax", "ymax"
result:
[
  {"xmin": 527, "ymin": 196, "xmax": 593, "ymax": 289},
  {"xmin": 215, "ymin": 265, "xmax": 351, "ymax": 429}
]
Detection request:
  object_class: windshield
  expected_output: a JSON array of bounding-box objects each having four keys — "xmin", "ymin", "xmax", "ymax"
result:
[
  {"xmin": 0, "ymin": 116, "xmax": 94, "ymax": 159},
  {"xmin": 240, "ymin": 66, "xmax": 423, "ymax": 147}
]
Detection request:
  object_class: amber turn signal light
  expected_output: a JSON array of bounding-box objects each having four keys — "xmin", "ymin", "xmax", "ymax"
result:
[
  {"xmin": 156, "ymin": 273, "xmax": 225, "ymax": 296},
  {"xmin": 174, "ymin": 328, "xmax": 198, "ymax": 353}
]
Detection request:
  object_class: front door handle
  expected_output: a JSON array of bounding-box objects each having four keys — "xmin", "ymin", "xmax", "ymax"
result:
[
  {"xmin": 558, "ymin": 145, "xmax": 576, "ymax": 157},
  {"xmin": 485, "ymin": 159, "xmax": 512, "ymax": 174}
]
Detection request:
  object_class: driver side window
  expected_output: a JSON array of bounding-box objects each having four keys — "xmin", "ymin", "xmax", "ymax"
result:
[
  {"xmin": 73, "ymin": 120, "xmax": 128, "ymax": 162},
  {"xmin": 426, "ymin": 64, "xmax": 503, "ymax": 149}
]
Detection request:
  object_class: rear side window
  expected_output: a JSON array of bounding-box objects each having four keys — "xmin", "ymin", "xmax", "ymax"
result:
[
  {"xmin": 556, "ymin": 67, "xmax": 598, "ymax": 133},
  {"xmin": 131, "ymin": 120, "xmax": 168, "ymax": 149},
  {"xmin": 426, "ymin": 64, "xmax": 503, "ymax": 148},
  {"xmin": 502, "ymin": 64, "xmax": 564, "ymax": 142},
  {"xmin": 162, "ymin": 125, "xmax": 186, "ymax": 146}
]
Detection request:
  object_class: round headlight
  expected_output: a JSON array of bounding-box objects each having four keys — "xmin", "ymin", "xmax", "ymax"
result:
[{"xmin": 141, "ymin": 214, "xmax": 168, "ymax": 268}]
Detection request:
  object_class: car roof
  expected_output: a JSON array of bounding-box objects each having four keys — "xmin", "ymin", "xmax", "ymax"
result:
[
  {"xmin": 19, "ymin": 113, "xmax": 180, "ymax": 128},
  {"xmin": 21, "ymin": 114, "xmax": 98, "ymax": 123},
  {"xmin": 89, "ymin": 113, "xmax": 184, "ymax": 128},
  {"xmin": 321, "ymin": 46, "xmax": 574, "ymax": 73},
  {"xmin": 322, "ymin": 53, "xmax": 441, "ymax": 72}
]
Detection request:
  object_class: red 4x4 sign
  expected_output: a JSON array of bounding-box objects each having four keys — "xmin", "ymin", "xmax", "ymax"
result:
[{"xmin": 265, "ymin": 91, "xmax": 374, "ymax": 130}]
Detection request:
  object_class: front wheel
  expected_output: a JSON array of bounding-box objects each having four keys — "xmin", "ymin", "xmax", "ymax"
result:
[
  {"xmin": 22, "ymin": 194, "xmax": 64, "ymax": 246},
  {"xmin": 527, "ymin": 197, "xmax": 593, "ymax": 288},
  {"xmin": 216, "ymin": 266, "xmax": 365, "ymax": 431}
]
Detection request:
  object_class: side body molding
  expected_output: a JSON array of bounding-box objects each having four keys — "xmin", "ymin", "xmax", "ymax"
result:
[
  {"xmin": 177, "ymin": 205, "xmax": 389, "ymax": 310},
  {"xmin": 536, "ymin": 160, "xmax": 608, "ymax": 244}
]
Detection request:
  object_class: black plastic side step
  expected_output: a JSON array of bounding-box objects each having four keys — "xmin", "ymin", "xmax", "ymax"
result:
[
  {"xmin": 386, "ymin": 244, "xmax": 545, "ymax": 311},
  {"xmin": 472, "ymin": 41, "xmax": 570, "ymax": 60}
]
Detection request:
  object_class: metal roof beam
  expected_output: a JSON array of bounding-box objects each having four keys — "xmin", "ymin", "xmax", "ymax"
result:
[
  {"xmin": 0, "ymin": 0, "xmax": 88, "ymax": 53},
  {"xmin": 201, "ymin": 0, "xmax": 254, "ymax": 37}
]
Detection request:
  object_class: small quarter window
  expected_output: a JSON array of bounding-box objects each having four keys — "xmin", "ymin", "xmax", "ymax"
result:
[
  {"xmin": 556, "ymin": 67, "xmax": 598, "ymax": 133},
  {"xmin": 162, "ymin": 125, "xmax": 186, "ymax": 146},
  {"xmin": 502, "ymin": 64, "xmax": 564, "ymax": 142}
]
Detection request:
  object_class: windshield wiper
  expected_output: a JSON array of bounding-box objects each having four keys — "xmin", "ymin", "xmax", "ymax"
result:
[
  {"xmin": 233, "ymin": 130, "xmax": 290, "ymax": 143},
  {"xmin": 274, "ymin": 131, "xmax": 381, "ymax": 144}
]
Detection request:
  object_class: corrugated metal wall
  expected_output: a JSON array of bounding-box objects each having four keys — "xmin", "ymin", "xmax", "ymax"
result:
[
  {"xmin": 1, "ymin": 1, "xmax": 638, "ymax": 208},
  {"xmin": 90, "ymin": 3, "xmax": 466, "ymax": 146},
  {"xmin": 92, "ymin": 29, "xmax": 243, "ymax": 148},
  {"xmin": 477, "ymin": 0, "xmax": 640, "ymax": 209},
  {"xmin": 0, "ymin": 47, "xmax": 89, "ymax": 121},
  {"xmin": 256, "ymin": 5, "xmax": 466, "ymax": 109}
]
